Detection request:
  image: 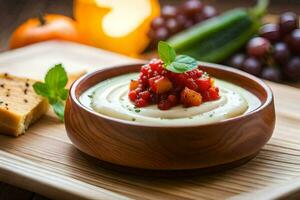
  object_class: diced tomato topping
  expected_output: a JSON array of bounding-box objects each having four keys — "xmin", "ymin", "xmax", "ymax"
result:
[
  {"xmin": 208, "ymin": 87, "xmax": 220, "ymax": 100},
  {"xmin": 135, "ymin": 98, "xmax": 148, "ymax": 107},
  {"xmin": 149, "ymin": 59, "xmax": 163, "ymax": 71},
  {"xmin": 185, "ymin": 78, "xmax": 198, "ymax": 91},
  {"xmin": 148, "ymin": 76, "xmax": 160, "ymax": 92},
  {"xmin": 202, "ymin": 87, "xmax": 220, "ymax": 101},
  {"xmin": 175, "ymin": 73, "xmax": 188, "ymax": 85},
  {"xmin": 195, "ymin": 77, "xmax": 211, "ymax": 92},
  {"xmin": 186, "ymin": 70, "xmax": 196, "ymax": 79},
  {"xmin": 139, "ymin": 75, "xmax": 148, "ymax": 85},
  {"xmin": 167, "ymin": 94, "xmax": 177, "ymax": 106},
  {"xmin": 128, "ymin": 90, "xmax": 137, "ymax": 101},
  {"xmin": 141, "ymin": 65, "xmax": 149, "ymax": 76},
  {"xmin": 135, "ymin": 87, "xmax": 142, "ymax": 93},
  {"xmin": 140, "ymin": 91, "xmax": 151, "ymax": 101},
  {"xmin": 158, "ymin": 100, "xmax": 172, "ymax": 110},
  {"xmin": 128, "ymin": 59, "xmax": 217, "ymax": 110},
  {"xmin": 196, "ymin": 70, "xmax": 203, "ymax": 77}
]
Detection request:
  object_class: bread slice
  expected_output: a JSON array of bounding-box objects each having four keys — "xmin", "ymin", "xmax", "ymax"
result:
[{"xmin": 0, "ymin": 73, "xmax": 49, "ymax": 136}]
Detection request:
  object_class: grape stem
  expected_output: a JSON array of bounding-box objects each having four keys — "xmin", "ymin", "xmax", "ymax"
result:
[{"xmin": 249, "ymin": 0, "xmax": 269, "ymax": 19}]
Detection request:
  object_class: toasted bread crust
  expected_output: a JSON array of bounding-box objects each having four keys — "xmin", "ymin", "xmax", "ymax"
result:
[{"xmin": 0, "ymin": 73, "xmax": 49, "ymax": 136}]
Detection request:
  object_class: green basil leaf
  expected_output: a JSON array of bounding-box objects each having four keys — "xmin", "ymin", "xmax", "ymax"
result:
[
  {"xmin": 33, "ymin": 82, "xmax": 49, "ymax": 97},
  {"xmin": 52, "ymin": 101, "xmax": 65, "ymax": 122},
  {"xmin": 158, "ymin": 41, "xmax": 176, "ymax": 65},
  {"xmin": 45, "ymin": 64, "xmax": 68, "ymax": 90},
  {"xmin": 33, "ymin": 64, "xmax": 69, "ymax": 122},
  {"xmin": 166, "ymin": 55, "xmax": 198, "ymax": 73},
  {"xmin": 58, "ymin": 88, "xmax": 69, "ymax": 100}
]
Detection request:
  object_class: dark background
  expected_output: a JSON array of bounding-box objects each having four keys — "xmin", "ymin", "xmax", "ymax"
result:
[{"xmin": 0, "ymin": 0, "xmax": 300, "ymax": 199}]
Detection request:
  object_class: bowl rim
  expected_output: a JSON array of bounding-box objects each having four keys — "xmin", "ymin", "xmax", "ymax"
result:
[{"xmin": 69, "ymin": 62, "xmax": 274, "ymax": 128}]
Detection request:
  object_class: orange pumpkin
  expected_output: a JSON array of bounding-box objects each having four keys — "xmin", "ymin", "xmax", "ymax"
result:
[{"xmin": 9, "ymin": 14, "xmax": 83, "ymax": 49}]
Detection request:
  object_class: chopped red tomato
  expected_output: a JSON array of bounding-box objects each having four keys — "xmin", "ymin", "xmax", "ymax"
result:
[{"xmin": 128, "ymin": 59, "xmax": 219, "ymax": 110}]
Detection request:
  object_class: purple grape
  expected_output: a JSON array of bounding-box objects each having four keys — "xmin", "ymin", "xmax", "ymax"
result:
[
  {"xmin": 183, "ymin": 20, "xmax": 194, "ymax": 29},
  {"xmin": 150, "ymin": 17, "xmax": 164, "ymax": 30},
  {"xmin": 193, "ymin": 13, "xmax": 205, "ymax": 24},
  {"xmin": 279, "ymin": 12, "xmax": 298, "ymax": 35},
  {"xmin": 242, "ymin": 57, "xmax": 262, "ymax": 76},
  {"xmin": 261, "ymin": 67, "xmax": 281, "ymax": 82},
  {"xmin": 283, "ymin": 57, "xmax": 300, "ymax": 81},
  {"xmin": 154, "ymin": 27, "xmax": 169, "ymax": 41},
  {"xmin": 165, "ymin": 18, "xmax": 180, "ymax": 34},
  {"xmin": 176, "ymin": 14, "xmax": 188, "ymax": 27},
  {"xmin": 287, "ymin": 29, "xmax": 300, "ymax": 53},
  {"xmin": 161, "ymin": 5, "xmax": 177, "ymax": 18},
  {"xmin": 228, "ymin": 54, "xmax": 246, "ymax": 69},
  {"xmin": 247, "ymin": 37, "xmax": 271, "ymax": 58},
  {"xmin": 259, "ymin": 24, "xmax": 281, "ymax": 42},
  {"xmin": 273, "ymin": 42, "xmax": 290, "ymax": 65},
  {"xmin": 182, "ymin": 0, "xmax": 203, "ymax": 16},
  {"xmin": 202, "ymin": 5, "xmax": 218, "ymax": 19}
]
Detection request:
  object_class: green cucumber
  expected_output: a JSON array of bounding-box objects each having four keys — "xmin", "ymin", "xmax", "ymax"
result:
[
  {"xmin": 167, "ymin": 0, "xmax": 269, "ymax": 63},
  {"xmin": 182, "ymin": 15, "xmax": 260, "ymax": 63}
]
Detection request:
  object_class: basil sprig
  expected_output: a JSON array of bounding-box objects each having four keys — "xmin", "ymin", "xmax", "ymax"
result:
[
  {"xmin": 33, "ymin": 64, "xmax": 68, "ymax": 122},
  {"xmin": 158, "ymin": 41, "xmax": 198, "ymax": 73}
]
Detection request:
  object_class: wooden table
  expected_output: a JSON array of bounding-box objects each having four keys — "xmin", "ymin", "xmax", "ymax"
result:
[{"xmin": 0, "ymin": 1, "xmax": 300, "ymax": 200}]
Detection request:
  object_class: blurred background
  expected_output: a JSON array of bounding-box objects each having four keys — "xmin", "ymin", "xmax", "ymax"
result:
[
  {"xmin": 1, "ymin": 0, "xmax": 300, "ymax": 51},
  {"xmin": 2, "ymin": 0, "xmax": 300, "ymax": 84}
]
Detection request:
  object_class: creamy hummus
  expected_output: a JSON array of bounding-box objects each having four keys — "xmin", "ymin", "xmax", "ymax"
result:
[{"xmin": 80, "ymin": 73, "xmax": 261, "ymax": 126}]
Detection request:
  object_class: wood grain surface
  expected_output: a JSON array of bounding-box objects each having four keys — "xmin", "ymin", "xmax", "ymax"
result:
[
  {"xmin": 230, "ymin": 176, "xmax": 300, "ymax": 199},
  {"xmin": 0, "ymin": 42, "xmax": 299, "ymax": 200}
]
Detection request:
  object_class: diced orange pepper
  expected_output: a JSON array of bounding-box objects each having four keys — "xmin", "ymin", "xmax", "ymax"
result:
[
  {"xmin": 180, "ymin": 87, "xmax": 202, "ymax": 107},
  {"xmin": 152, "ymin": 76, "xmax": 173, "ymax": 94},
  {"xmin": 129, "ymin": 80, "xmax": 139, "ymax": 91}
]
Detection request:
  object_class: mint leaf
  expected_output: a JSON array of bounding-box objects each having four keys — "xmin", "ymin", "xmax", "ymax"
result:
[
  {"xmin": 158, "ymin": 41, "xmax": 176, "ymax": 65},
  {"xmin": 45, "ymin": 64, "xmax": 68, "ymax": 90},
  {"xmin": 58, "ymin": 88, "xmax": 68, "ymax": 100},
  {"xmin": 157, "ymin": 42, "xmax": 198, "ymax": 73},
  {"xmin": 52, "ymin": 101, "xmax": 65, "ymax": 122},
  {"xmin": 33, "ymin": 64, "xmax": 68, "ymax": 122},
  {"xmin": 167, "ymin": 55, "xmax": 198, "ymax": 73},
  {"xmin": 33, "ymin": 82, "xmax": 49, "ymax": 97}
]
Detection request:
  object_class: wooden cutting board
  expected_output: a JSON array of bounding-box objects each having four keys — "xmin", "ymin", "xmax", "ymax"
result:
[{"xmin": 0, "ymin": 41, "xmax": 300, "ymax": 200}]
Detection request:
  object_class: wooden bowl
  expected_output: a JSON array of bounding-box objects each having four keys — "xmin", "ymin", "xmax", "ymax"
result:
[{"xmin": 65, "ymin": 62, "xmax": 275, "ymax": 173}]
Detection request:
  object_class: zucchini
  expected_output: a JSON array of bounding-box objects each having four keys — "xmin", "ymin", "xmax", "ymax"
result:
[{"xmin": 167, "ymin": 0, "xmax": 269, "ymax": 63}]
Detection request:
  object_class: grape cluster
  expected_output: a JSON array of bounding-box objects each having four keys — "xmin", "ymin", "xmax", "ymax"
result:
[
  {"xmin": 228, "ymin": 12, "xmax": 300, "ymax": 82},
  {"xmin": 148, "ymin": 0, "xmax": 217, "ymax": 48}
]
